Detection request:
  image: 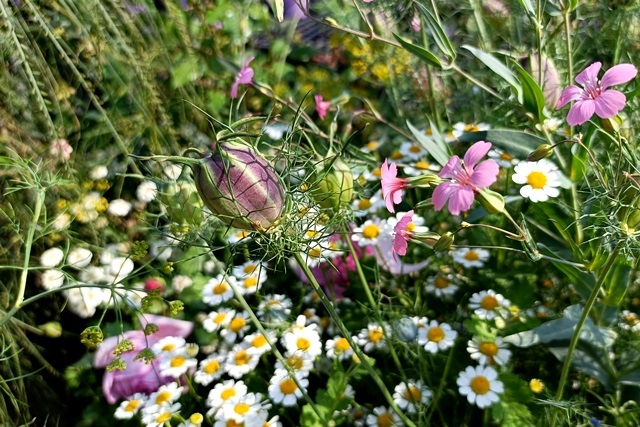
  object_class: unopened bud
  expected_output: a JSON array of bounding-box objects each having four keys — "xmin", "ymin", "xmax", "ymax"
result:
[
  {"xmin": 477, "ymin": 188, "xmax": 505, "ymax": 214},
  {"xmin": 408, "ymin": 173, "xmax": 441, "ymax": 188},
  {"xmin": 601, "ymin": 115, "xmax": 622, "ymax": 134},
  {"xmin": 433, "ymin": 232, "xmax": 454, "ymax": 252},
  {"xmin": 39, "ymin": 321, "xmax": 62, "ymax": 338},
  {"xmin": 392, "ymin": 316, "xmax": 418, "ymax": 342},
  {"xmin": 526, "ymin": 144, "xmax": 554, "ymax": 161},
  {"xmin": 309, "ymin": 157, "xmax": 354, "ymax": 211},
  {"xmin": 192, "ymin": 141, "xmax": 286, "ymax": 231}
]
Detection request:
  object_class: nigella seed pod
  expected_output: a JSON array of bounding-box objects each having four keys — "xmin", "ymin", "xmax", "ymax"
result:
[
  {"xmin": 192, "ymin": 141, "xmax": 286, "ymax": 231},
  {"xmin": 309, "ymin": 157, "xmax": 354, "ymax": 212}
]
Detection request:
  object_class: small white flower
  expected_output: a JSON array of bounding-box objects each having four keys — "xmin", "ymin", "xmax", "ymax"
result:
[
  {"xmin": 66, "ymin": 247, "xmax": 93, "ymax": 269},
  {"xmin": 137, "ymin": 180, "xmax": 158, "ymax": 203},
  {"xmin": 221, "ymin": 392, "xmax": 269, "ymax": 425},
  {"xmin": 107, "ymin": 198, "xmax": 133, "ymax": 216},
  {"xmin": 106, "ymin": 257, "xmax": 135, "ymax": 283},
  {"xmin": 360, "ymin": 139, "xmax": 382, "ymax": 153},
  {"xmin": 268, "ymin": 371, "xmax": 308, "ymax": 407},
  {"xmin": 356, "ymin": 322, "xmax": 388, "ymax": 353},
  {"xmin": 243, "ymin": 331, "xmax": 276, "ymax": 356},
  {"xmin": 274, "ymin": 353, "xmax": 314, "ymax": 377},
  {"xmin": 141, "ymin": 402, "xmax": 182, "ymax": 427},
  {"xmin": 365, "ymin": 405, "xmax": 403, "ymax": 427},
  {"xmin": 512, "ymin": 159, "xmax": 562, "ymax": 202},
  {"xmin": 619, "ymin": 310, "xmax": 640, "ymax": 332},
  {"xmin": 352, "ymin": 219, "xmax": 390, "ymax": 247},
  {"xmin": 202, "ymin": 274, "xmax": 237, "ymax": 306},
  {"xmin": 159, "ymin": 350, "xmax": 198, "ymax": 378},
  {"xmin": 399, "ymin": 140, "xmax": 429, "ymax": 161},
  {"xmin": 452, "ymin": 247, "xmax": 490, "ymax": 268},
  {"xmin": 89, "ymin": 165, "xmax": 109, "ymax": 180},
  {"xmin": 403, "ymin": 159, "xmax": 441, "ymax": 176},
  {"xmin": 114, "ymin": 393, "xmax": 146, "ymax": 419},
  {"xmin": 40, "ymin": 247, "xmax": 64, "ymax": 268},
  {"xmin": 424, "ymin": 274, "xmax": 459, "ymax": 298},
  {"xmin": 488, "ymin": 148, "xmax": 519, "ymax": 168},
  {"xmin": 467, "ymin": 337, "xmax": 512, "ymax": 366},
  {"xmin": 40, "ymin": 269, "xmax": 65, "ymax": 291},
  {"xmin": 202, "ymin": 308, "xmax": 236, "ymax": 333},
  {"xmin": 351, "ymin": 190, "xmax": 385, "ymax": 217},
  {"xmin": 52, "ymin": 213, "xmax": 71, "ymax": 230},
  {"xmin": 152, "ymin": 336, "xmax": 187, "ymax": 355},
  {"xmin": 457, "ymin": 365, "xmax": 504, "ymax": 408},
  {"xmin": 282, "ymin": 325, "xmax": 323, "ymax": 359},
  {"xmin": 163, "ymin": 163, "xmax": 183, "ymax": 180},
  {"xmin": 194, "ymin": 354, "xmax": 226, "ymax": 386},
  {"xmin": 468, "ymin": 290, "xmax": 511, "ymax": 321},
  {"xmin": 232, "ymin": 260, "xmax": 267, "ymax": 279},
  {"xmin": 325, "ymin": 336, "xmax": 354, "ymax": 361},
  {"xmin": 147, "ymin": 381, "xmax": 184, "ymax": 407},
  {"xmin": 206, "ymin": 380, "xmax": 248, "ymax": 415},
  {"xmin": 393, "ymin": 379, "xmax": 432, "ymax": 414},
  {"xmin": 417, "ymin": 320, "xmax": 458, "ymax": 353},
  {"xmin": 224, "ymin": 344, "xmax": 260, "ymax": 379},
  {"xmin": 263, "ymin": 122, "xmax": 290, "ymax": 140},
  {"xmin": 220, "ymin": 311, "xmax": 251, "ymax": 343}
]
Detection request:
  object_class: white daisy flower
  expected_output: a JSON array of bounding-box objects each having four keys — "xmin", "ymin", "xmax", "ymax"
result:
[
  {"xmin": 40, "ymin": 269, "xmax": 65, "ymax": 291},
  {"xmin": 352, "ymin": 219, "xmax": 390, "ymax": 247},
  {"xmin": 619, "ymin": 310, "xmax": 640, "ymax": 331},
  {"xmin": 468, "ymin": 290, "xmax": 511, "ymax": 321},
  {"xmin": 141, "ymin": 402, "xmax": 182, "ymax": 427},
  {"xmin": 282, "ymin": 324, "xmax": 323, "ymax": 359},
  {"xmin": 226, "ymin": 229, "xmax": 253, "ymax": 244},
  {"xmin": 386, "ymin": 211, "xmax": 429, "ymax": 234},
  {"xmin": 488, "ymin": 147, "xmax": 519, "ymax": 169},
  {"xmin": 114, "ymin": 393, "xmax": 147, "ymax": 419},
  {"xmin": 159, "ymin": 349, "xmax": 198, "ymax": 378},
  {"xmin": 361, "ymin": 139, "xmax": 383, "ymax": 153},
  {"xmin": 202, "ymin": 274, "xmax": 237, "ymax": 306},
  {"xmin": 244, "ymin": 331, "xmax": 276, "ymax": 356},
  {"xmin": 194, "ymin": 354, "xmax": 226, "ymax": 386},
  {"xmin": 365, "ymin": 405, "xmax": 403, "ymax": 427},
  {"xmin": 137, "ymin": 180, "xmax": 158, "ymax": 203},
  {"xmin": 424, "ymin": 274, "xmax": 459, "ymax": 298},
  {"xmin": 451, "ymin": 122, "xmax": 491, "ymax": 139},
  {"xmin": 220, "ymin": 311, "xmax": 251, "ymax": 343},
  {"xmin": 107, "ymin": 198, "xmax": 133, "ymax": 216},
  {"xmin": 257, "ymin": 294, "xmax": 292, "ymax": 323},
  {"xmin": 467, "ymin": 337, "xmax": 512, "ymax": 366},
  {"xmin": 457, "ymin": 365, "xmax": 504, "ymax": 408},
  {"xmin": 417, "ymin": 320, "xmax": 458, "ymax": 353},
  {"xmin": 452, "ymin": 247, "xmax": 490, "ymax": 268},
  {"xmin": 392, "ymin": 379, "xmax": 432, "ymax": 414},
  {"xmin": 236, "ymin": 272, "xmax": 267, "ymax": 296},
  {"xmin": 224, "ymin": 344, "xmax": 261, "ymax": 379},
  {"xmin": 351, "ymin": 190, "xmax": 385, "ymax": 218},
  {"xmin": 221, "ymin": 392, "xmax": 269, "ymax": 425},
  {"xmin": 399, "ymin": 141, "xmax": 429, "ymax": 161},
  {"xmin": 66, "ymin": 247, "xmax": 93, "ymax": 269},
  {"xmin": 202, "ymin": 308, "xmax": 236, "ymax": 333},
  {"xmin": 268, "ymin": 371, "xmax": 309, "ymax": 407},
  {"xmin": 151, "ymin": 336, "xmax": 186, "ymax": 356},
  {"xmin": 402, "ymin": 159, "xmax": 441, "ymax": 176},
  {"xmin": 274, "ymin": 353, "xmax": 315, "ymax": 378},
  {"xmin": 232, "ymin": 260, "xmax": 268, "ymax": 279},
  {"xmin": 206, "ymin": 380, "xmax": 248, "ymax": 416},
  {"xmin": 511, "ymin": 159, "xmax": 562, "ymax": 202},
  {"xmin": 40, "ymin": 247, "xmax": 65, "ymax": 268},
  {"xmin": 263, "ymin": 122, "xmax": 290, "ymax": 140},
  {"xmin": 356, "ymin": 322, "xmax": 388, "ymax": 353},
  {"xmin": 147, "ymin": 382, "xmax": 183, "ymax": 407},
  {"xmin": 325, "ymin": 336, "xmax": 354, "ymax": 361}
]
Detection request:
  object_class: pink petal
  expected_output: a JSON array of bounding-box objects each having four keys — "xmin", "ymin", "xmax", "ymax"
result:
[
  {"xmin": 432, "ymin": 182, "xmax": 456, "ymax": 211},
  {"xmin": 375, "ymin": 234, "xmax": 429, "ymax": 274},
  {"xmin": 600, "ymin": 64, "xmax": 637, "ymax": 89},
  {"xmin": 575, "ymin": 62, "xmax": 601, "ymax": 86},
  {"xmin": 447, "ymin": 186, "xmax": 475, "ymax": 215},
  {"xmin": 237, "ymin": 68, "xmax": 254, "ymax": 85},
  {"xmin": 556, "ymin": 85, "xmax": 583, "ymax": 109},
  {"xmin": 230, "ymin": 80, "xmax": 240, "ymax": 99},
  {"xmin": 438, "ymin": 155, "xmax": 461, "ymax": 179},
  {"xmin": 463, "ymin": 141, "xmax": 492, "ymax": 169},
  {"xmin": 393, "ymin": 233, "xmax": 408, "ymax": 257},
  {"xmin": 567, "ymin": 99, "xmax": 595, "ymax": 126},
  {"xmin": 470, "ymin": 159, "xmax": 499, "ymax": 187},
  {"xmin": 594, "ymin": 90, "xmax": 626, "ymax": 118}
]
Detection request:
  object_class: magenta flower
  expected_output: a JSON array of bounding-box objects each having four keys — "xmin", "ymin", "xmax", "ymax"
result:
[
  {"xmin": 381, "ymin": 160, "xmax": 408, "ymax": 213},
  {"xmin": 432, "ymin": 141, "xmax": 499, "ymax": 216},
  {"xmin": 314, "ymin": 95, "xmax": 331, "ymax": 120},
  {"xmin": 392, "ymin": 210, "xmax": 413, "ymax": 260},
  {"xmin": 556, "ymin": 62, "xmax": 637, "ymax": 126},
  {"xmin": 230, "ymin": 57, "xmax": 254, "ymax": 99}
]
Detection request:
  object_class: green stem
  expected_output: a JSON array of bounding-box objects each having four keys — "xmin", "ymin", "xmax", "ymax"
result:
[
  {"xmin": 555, "ymin": 244, "xmax": 621, "ymax": 402},
  {"xmin": 293, "ymin": 253, "xmax": 417, "ymax": 427}
]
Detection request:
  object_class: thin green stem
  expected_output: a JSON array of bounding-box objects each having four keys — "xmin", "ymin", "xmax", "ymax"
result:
[
  {"xmin": 14, "ymin": 188, "xmax": 45, "ymax": 309},
  {"xmin": 293, "ymin": 253, "xmax": 417, "ymax": 427},
  {"xmin": 555, "ymin": 244, "xmax": 621, "ymax": 402}
]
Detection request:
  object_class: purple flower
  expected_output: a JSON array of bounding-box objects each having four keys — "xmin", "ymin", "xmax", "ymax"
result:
[
  {"xmin": 314, "ymin": 95, "xmax": 331, "ymax": 120},
  {"xmin": 556, "ymin": 62, "xmax": 637, "ymax": 126},
  {"xmin": 392, "ymin": 210, "xmax": 413, "ymax": 260},
  {"xmin": 432, "ymin": 141, "xmax": 499, "ymax": 216},
  {"xmin": 93, "ymin": 315, "xmax": 193, "ymax": 404},
  {"xmin": 230, "ymin": 57, "xmax": 254, "ymax": 99}
]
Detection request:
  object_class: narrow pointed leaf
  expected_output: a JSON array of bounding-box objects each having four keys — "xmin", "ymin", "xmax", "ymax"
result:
[
  {"xmin": 394, "ymin": 33, "xmax": 442, "ymax": 68},
  {"xmin": 511, "ymin": 59, "xmax": 548, "ymax": 122},
  {"xmin": 604, "ymin": 255, "xmax": 632, "ymax": 306},
  {"xmin": 414, "ymin": 2, "xmax": 456, "ymax": 61},
  {"xmin": 457, "ymin": 129, "xmax": 543, "ymax": 158},
  {"xmin": 462, "ymin": 45, "xmax": 522, "ymax": 101},
  {"xmin": 407, "ymin": 120, "xmax": 451, "ymax": 166}
]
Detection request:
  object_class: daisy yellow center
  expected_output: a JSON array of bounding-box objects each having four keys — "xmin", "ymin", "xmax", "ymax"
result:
[
  {"xmin": 409, "ymin": 144, "xmax": 422, "ymax": 153},
  {"xmin": 306, "ymin": 230, "xmax": 319, "ymax": 238},
  {"xmin": 214, "ymin": 313, "xmax": 227, "ymax": 324},
  {"xmin": 358, "ymin": 199, "xmax": 372, "ymax": 210},
  {"xmin": 308, "ymin": 247, "xmax": 322, "ymax": 258},
  {"xmin": 287, "ymin": 355, "xmax": 304, "ymax": 370},
  {"xmin": 529, "ymin": 378, "xmax": 545, "ymax": 393},
  {"xmin": 470, "ymin": 376, "xmax": 490, "ymax": 395},
  {"xmin": 124, "ymin": 399, "xmax": 141, "ymax": 412},
  {"xmin": 362, "ymin": 224, "xmax": 380, "ymax": 239},
  {"xmin": 373, "ymin": 168, "xmax": 382, "ymax": 178},
  {"xmin": 170, "ymin": 355, "xmax": 186, "ymax": 367},
  {"xmin": 480, "ymin": 295, "xmax": 499, "ymax": 310},
  {"xmin": 226, "ymin": 421, "xmax": 243, "ymax": 427},
  {"xmin": 252, "ymin": 335, "xmax": 268, "ymax": 348},
  {"xmin": 190, "ymin": 414, "xmax": 204, "ymax": 423},
  {"xmin": 230, "ymin": 318, "xmax": 247, "ymax": 332},
  {"xmin": 296, "ymin": 337, "xmax": 311, "ymax": 351},
  {"xmin": 415, "ymin": 160, "xmax": 431, "ymax": 170},
  {"xmin": 403, "ymin": 386, "xmax": 421, "ymax": 403},
  {"xmin": 527, "ymin": 171, "xmax": 547, "ymax": 189},
  {"xmin": 368, "ymin": 328, "xmax": 384, "ymax": 343},
  {"xmin": 366, "ymin": 141, "xmax": 379, "ymax": 150},
  {"xmin": 235, "ymin": 231, "xmax": 248, "ymax": 239},
  {"xmin": 500, "ymin": 152, "xmax": 514, "ymax": 161},
  {"xmin": 244, "ymin": 276, "xmax": 258, "ymax": 289},
  {"xmin": 464, "ymin": 124, "xmax": 480, "ymax": 132},
  {"xmin": 377, "ymin": 413, "xmax": 394, "ymax": 427},
  {"xmin": 335, "ymin": 337, "xmax": 350, "ymax": 352},
  {"xmin": 625, "ymin": 314, "xmax": 639, "ymax": 325},
  {"xmin": 464, "ymin": 250, "xmax": 479, "ymax": 261},
  {"xmin": 243, "ymin": 265, "xmax": 257, "ymax": 274},
  {"xmin": 424, "ymin": 128, "xmax": 433, "ymax": 135},
  {"xmin": 427, "ymin": 326, "xmax": 445, "ymax": 342},
  {"xmin": 234, "ymin": 403, "xmax": 250, "ymax": 415},
  {"xmin": 391, "ymin": 151, "xmax": 403, "ymax": 160},
  {"xmin": 155, "ymin": 391, "xmax": 171, "ymax": 405},
  {"xmin": 280, "ymin": 378, "xmax": 298, "ymax": 395},
  {"xmin": 156, "ymin": 412, "xmax": 172, "ymax": 423},
  {"xmin": 235, "ymin": 350, "xmax": 251, "ymax": 365},
  {"xmin": 204, "ymin": 359, "xmax": 221, "ymax": 374},
  {"xmin": 479, "ymin": 342, "xmax": 499, "ymax": 357},
  {"xmin": 434, "ymin": 276, "xmax": 450, "ymax": 289},
  {"xmin": 221, "ymin": 388, "xmax": 236, "ymax": 401},
  {"xmin": 161, "ymin": 343, "xmax": 176, "ymax": 352},
  {"xmin": 213, "ymin": 282, "xmax": 228, "ymax": 295}
]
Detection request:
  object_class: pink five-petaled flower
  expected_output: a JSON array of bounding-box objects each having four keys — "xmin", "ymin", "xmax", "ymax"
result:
[
  {"xmin": 432, "ymin": 141, "xmax": 499, "ymax": 216},
  {"xmin": 392, "ymin": 210, "xmax": 414, "ymax": 261},
  {"xmin": 381, "ymin": 160, "xmax": 408, "ymax": 213},
  {"xmin": 230, "ymin": 57, "xmax": 255, "ymax": 99},
  {"xmin": 556, "ymin": 62, "xmax": 637, "ymax": 126},
  {"xmin": 314, "ymin": 95, "xmax": 331, "ymax": 120}
]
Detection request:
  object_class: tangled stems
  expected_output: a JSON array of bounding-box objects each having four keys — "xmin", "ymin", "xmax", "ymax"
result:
[{"xmin": 292, "ymin": 253, "xmax": 418, "ymax": 427}]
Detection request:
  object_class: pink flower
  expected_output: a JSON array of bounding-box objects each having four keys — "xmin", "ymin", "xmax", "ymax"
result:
[
  {"xmin": 314, "ymin": 95, "xmax": 331, "ymax": 120},
  {"xmin": 230, "ymin": 57, "xmax": 254, "ymax": 99},
  {"xmin": 432, "ymin": 141, "xmax": 499, "ymax": 216},
  {"xmin": 392, "ymin": 210, "xmax": 413, "ymax": 260},
  {"xmin": 50, "ymin": 139, "xmax": 73, "ymax": 161},
  {"xmin": 556, "ymin": 62, "xmax": 637, "ymax": 126},
  {"xmin": 381, "ymin": 160, "xmax": 408, "ymax": 213}
]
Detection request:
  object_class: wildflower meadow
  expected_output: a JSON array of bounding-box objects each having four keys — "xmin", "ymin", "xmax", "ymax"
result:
[{"xmin": 3, "ymin": 0, "xmax": 640, "ymax": 426}]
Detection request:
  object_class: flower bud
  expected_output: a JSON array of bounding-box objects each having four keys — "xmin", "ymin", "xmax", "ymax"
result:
[
  {"xmin": 392, "ymin": 316, "xmax": 418, "ymax": 342},
  {"xmin": 39, "ymin": 321, "xmax": 62, "ymax": 338},
  {"xmin": 526, "ymin": 144, "xmax": 554, "ymax": 161},
  {"xmin": 193, "ymin": 141, "xmax": 286, "ymax": 231},
  {"xmin": 433, "ymin": 232, "xmax": 455, "ymax": 252},
  {"xmin": 309, "ymin": 157, "xmax": 354, "ymax": 211},
  {"xmin": 477, "ymin": 188, "xmax": 505, "ymax": 214}
]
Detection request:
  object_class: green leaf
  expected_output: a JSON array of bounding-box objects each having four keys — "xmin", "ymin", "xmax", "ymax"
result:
[
  {"xmin": 393, "ymin": 33, "xmax": 442, "ymax": 68},
  {"xmin": 457, "ymin": 129, "xmax": 543, "ymax": 158},
  {"xmin": 171, "ymin": 56, "xmax": 205, "ymax": 89},
  {"xmin": 604, "ymin": 255, "xmax": 633, "ymax": 306},
  {"xmin": 462, "ymin": 45, "xmax": 522, "ymax": 101},
  {"xmin": 407, "ymin": 121, "xmax": 451, "ymax": 166},
  {"xmin": 511, "ymin": 59, "xmax": 548, "ymax": 122},
  {"xmin": 413, "ymin": 2, "xmax": 456, "ymax": 62},
  {"xmin": 514, "ymin": 0, "xmax": 536, "ymax": 18},
  {"xmin": 537, "ymin": 243, "xmax": 593, "ymax": 300},
  {"xmin": 300, "ymin": 404, "xmax": 324, "ymax": 427}
]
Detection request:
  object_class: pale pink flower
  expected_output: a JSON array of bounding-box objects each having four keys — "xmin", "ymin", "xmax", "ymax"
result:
[
  {"xmin": 314, "ymin": 95, "xmax": 331, "ymax": 120},
  {"xmin": 230, "ymin": 57, "xmax": 254, "ymax": 99},
  {"xmin": 556, "ymin": 62, "xmax": 637, "ymax": 126},
  {"xmin": 392, "ymin": 210, "xmax": 413, "ymax": 260},
  {"xmin": 432, "ymin": 141, "xmax": 499, "ymax": 216},
  {"xmin": 380, "ymin": 160, "xmax": 408, "ymax": 213},
  {"xmin": 50, "ymin": 139, "xmax": 73, "ymax": 160}
]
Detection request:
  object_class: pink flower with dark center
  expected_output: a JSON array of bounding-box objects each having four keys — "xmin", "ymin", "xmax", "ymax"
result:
[
  {"xmin": 432, "ymin": 141, "xmax": 499, "ymax": 216},
  {"xmin": 381, "ymin": 160, "xmax": 408, "ymax": 213},
  {"xmin": 556, "ymin": 62, "xmax": 637, "ymax": 126},
  {"xmin": 392, "ymin": 210, "xmax": 413, "ymax": 260},
  {"xmin": 230, "ymin": 57, "xmax": 255, "ymax": 99},
  {"xmin": 314, "ymin": 95, "xmax": 331, "ymax": 120}
]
